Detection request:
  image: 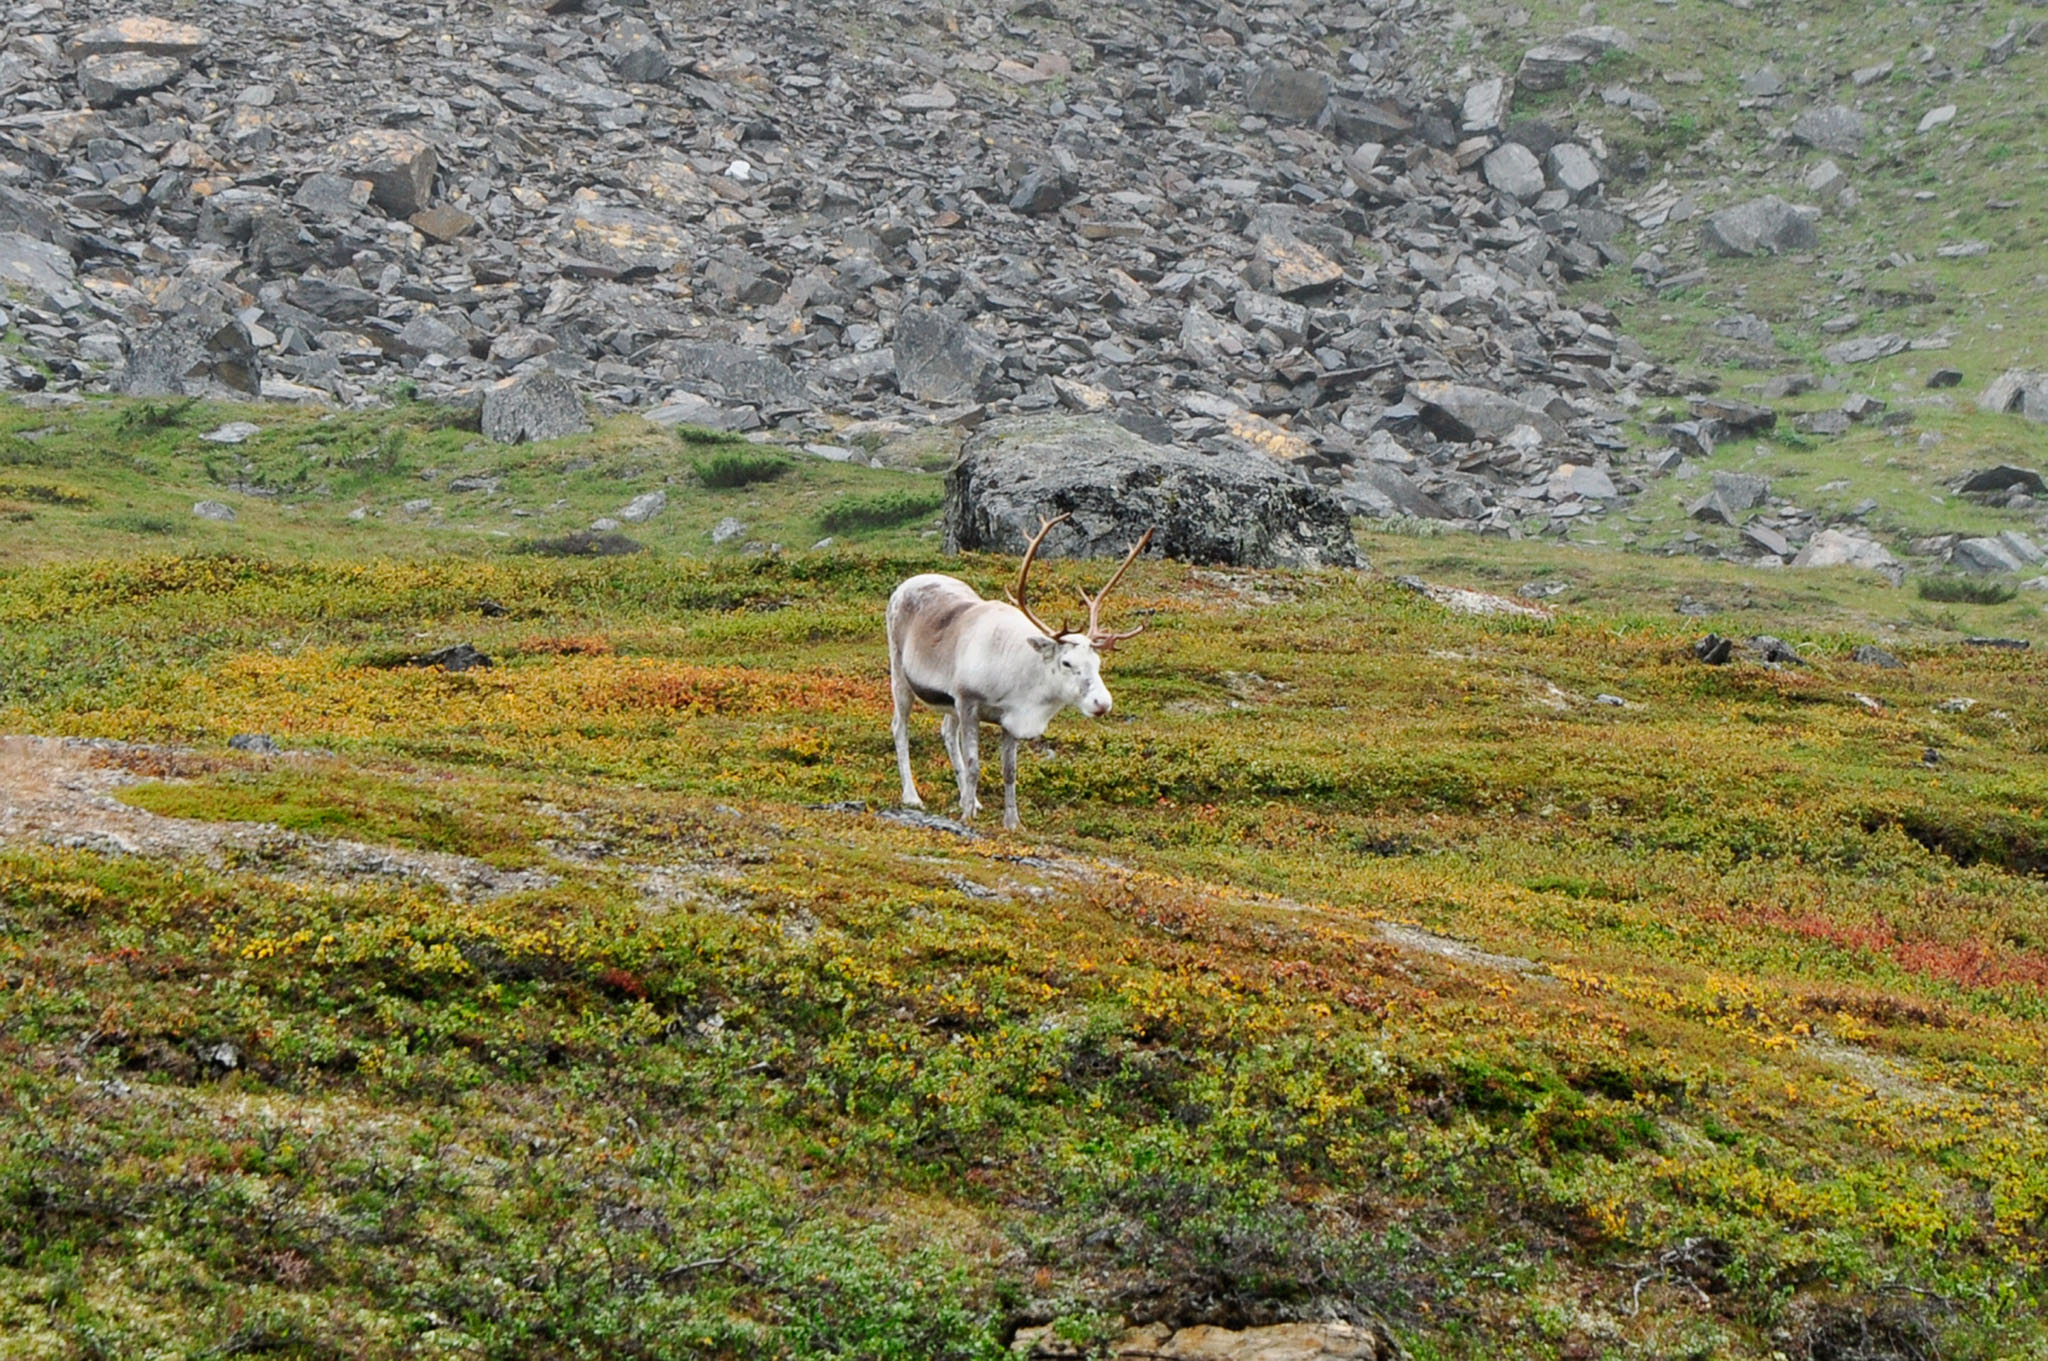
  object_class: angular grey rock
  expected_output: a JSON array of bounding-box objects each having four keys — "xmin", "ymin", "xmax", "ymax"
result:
[
  {"xmin": 1790, "ymin": 105, "xmax": 1869, "ymax": 155},
  {"xmin": 200, "ymin": 422, "xmax": 262, "ymax": 444},
  {"xmin": 666, "ymin": 343, "xmax": 809, "ymax": 410},
  {"xmin": 1337, "ymin": 464, "xmax": 1451, "ymax": 520},
  {"xmin": 1711, "ymin": 470, "xmax": 1771, "ymax": 511},
  {"xmin": 330, "ymin": 130, "xmax": 438, "ymax": 216},
  {"xmin": 1850, "ymin": 645, "xmax": 1904, "ymax": 668},
  {"xmin": 1823, "ymin": 334, "xmax": 1908, "ymax": 366},
  {"xmin": 66, "ymin": 16, "xmax": 209, "ymax": 61},
  {"xmin": 1791, "ymin": 528, "xmax": 1897, "ymax": 571},
  {"xmin": 559, "ymin": 194, "xmax": 689, "ymax": 274},
  {"xmin": 1687, "ymin": 491, "xmax": 1738, "ymax": 526},
  {"xmin": 946, "ymin": 414, "xmax": 1364, "ymax": 569},
  {"xmin": 0, "ymin": 233, "xmax": 83, "ymax": 312},
  {"xmin": 1546, "ymin": 143, "xmax": 1602, "ymax": 199},
  {"xmin": 894, "ymin": 308, "xmax": 1004, "ymax": 404},
  {"xmin": 1977, "ymin": 369, "xmax": 2048, "ymax": 422},
  {"xmin": 1956, "ymin": 465, "xmax": 2046, "ymax": 496},
  {"xmin": 228, "ymin": 733, "xmax": 281, "ymax": 752},
  {"xmin": 192, "ymin": 500, "xmax": 237, "ymax": 522},
  {"xmin": 1233, "ymin": 293, "xmax": 1310, "ymax": 346},
  {"xmin": 0, "ymin": 185, "xmax": 78, "ymax": 255},
  {"xmin": 710, "ymin": 516, "xmax": 746, "ymax": 545},
  {"xmin": 1548, "ymin": 463, "xmax": 1617, "ymax": 500},
  {"xmin": 602, "ymin": 16, "xmax": 672, "ymax": 83},
  {"xmin": 294, "ymin": 173, "xmax": 374, "ymax": 220},
  {"xmin": 77, "ymin": 53, "xmax": 185, "ymax": 106},
  {"xmin": 1805, "ymin": 160, "xmax": 1849, "ymax": 204},
  {"xmin": 642, "ymin": 391, "xmax": 748, "ymax": 432},
  {"xmin": 1701, "ymin": 197, "xmax": 1820, "ymax": 257},
  {"xmin": 1461, "ymin": 77, "xmax": 1506, "ymax": 133},
  {"xmin": 1009, "ymin": 166, "xmax": 1072, "ymax": 215},
  {"xmin": 1244, "ymin": 233, "xmax": 1344, "ymax": 297},
  {"xmin": 1916, "ymin": 105, "xmax": 1957, "ymax": 135},
  {"xmin": 121, "ymin": 309, "xmax": 262, "ymax": 397},
  {"xmin": 1518, "ymin": 27, "xmax": 1635, "ymax": 92},
  {"xmin": 1408, "ymin": 380, "xmax": 1566, "ymax": 443},
  {"xmin": 1711, "ymin": 313, "xmax": 1776, "ymax": 345},
  {"xmin": 1952, "ymin": 537, "xmax": 2024, "ymax": 575},
  {"xmin": 1244, "ymin": 62, "xmax": 1330, "ymax": 122},
  {"xmin": 1998, "ymin": 530, "xmax": 2045, "ymax": 566},
  {"xmin": 616, "ymin": 490, "xmax": 668, "ymax": 523},
  {"xmin": 1739, "ymin": 67, "xmax": 1786, "ymax": 97},
  {"xmin": 1482, "ymin": 143, "xmax": 1547, "ymax": 202},
  {"xmin": 481, "ymin": 371, "xmax": 588, "ymax": 444},
  {"xmin": 1743, "ymin": 523, "xmax": 1792, "ymax": 558}
]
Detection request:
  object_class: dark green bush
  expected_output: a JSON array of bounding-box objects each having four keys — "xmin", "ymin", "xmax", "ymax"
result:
[
  {"xmin": 1916, "ymin": 575, "xmax": 2016, "ymax": 605},
  {"xmin": 693, "ymin": 450, "xmax": 792, "ymax": 489},
  {"xmin": 817, "ymin": 488, "xmax": 945, "ymax": 534}
]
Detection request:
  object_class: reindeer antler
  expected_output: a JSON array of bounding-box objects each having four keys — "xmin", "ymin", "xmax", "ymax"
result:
[
  {"xmin": 1077, "ymin": 527, "xmax": 1156, "ymax": 651},
  {"xmin": 1008, "ymin": 513, "xmax": 1075, "ymax": 639}
]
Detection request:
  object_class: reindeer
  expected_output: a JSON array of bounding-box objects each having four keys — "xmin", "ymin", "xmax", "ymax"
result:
[{"xmin": 887, "ymin": 514, "xmax": 1154, "ymax": 830}]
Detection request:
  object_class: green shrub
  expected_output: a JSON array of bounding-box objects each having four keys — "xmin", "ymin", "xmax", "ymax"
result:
[
  {"xmin": 91, "ymin": 512, "xmax": 182, "ymax": 536},
  {"xmin": 1916, "ymin": 575, "xmax": 2016, "ymax": 605},
  {"xmin": 817, "ymin": 488, "xmax": 945, "ymax": 534},
  {"xmin": 693, "ymin": 450, "xmax": 792, "ymax": 488}
]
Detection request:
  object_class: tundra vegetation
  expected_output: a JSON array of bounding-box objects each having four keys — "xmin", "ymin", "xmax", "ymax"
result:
[{"xmin": 0, "ymin": 398, "xmax": 2044, "ymax": 1360}]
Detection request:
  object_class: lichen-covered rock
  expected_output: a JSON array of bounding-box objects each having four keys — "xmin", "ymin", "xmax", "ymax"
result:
[
  {"xmin": 945, "ymin": 414, "xmax": 1364, "ymax": 569},
  {"xmin": 481, "ymin": 370, "xmax": 587, "ymax": 444},
  {"xmin": 1701, "ymin": 196, "xmax": 1820, "ymax": 257}
]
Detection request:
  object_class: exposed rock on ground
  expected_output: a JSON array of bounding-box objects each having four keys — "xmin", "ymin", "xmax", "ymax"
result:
[
  {"xmin": 0, "ymin": 736, "xmax": 549, "ymax": 900},
  {"xmin": 946, "ymin": 414, "xmax": 1364, "ymax": 570}
]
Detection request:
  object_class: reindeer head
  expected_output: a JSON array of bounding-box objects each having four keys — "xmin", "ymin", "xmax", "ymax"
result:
[{"xmin": 1008, "ymin": 513, "xmax": 1155, "ymax": 717}]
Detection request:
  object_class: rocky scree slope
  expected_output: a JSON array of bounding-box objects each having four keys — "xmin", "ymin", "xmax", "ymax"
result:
[{"xmin": 1, "ymin": 0, "xmax": 1693, "ymax": 548}]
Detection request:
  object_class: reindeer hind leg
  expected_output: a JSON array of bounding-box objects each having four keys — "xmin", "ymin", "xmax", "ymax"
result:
[{"xmin": 889, "ymin": 629, "xmax": 923, "ymax": 809}]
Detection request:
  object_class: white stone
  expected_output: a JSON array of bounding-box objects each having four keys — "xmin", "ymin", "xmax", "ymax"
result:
[{"xmin": 1917, "ymin": 104, "xmax": 1957, "ymax": 134}]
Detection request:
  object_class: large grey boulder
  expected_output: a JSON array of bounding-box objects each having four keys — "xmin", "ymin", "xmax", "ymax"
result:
[
  {"xmin": 0, "ymin": 232, "xmax": 84, "ymax": 312},
  {"xmin": 1244, "ymin": 62, "xmax": 1330, "ymax": 122},
  {"xmin": 1482, "ymin": 143, "xmax": 1546, "ymax": 202},
  {"xmin": 945, "ymin": 414, "xmax": 1364, "ymax": 569},
  {"xmin": 1407, "ymin": 380, "xmax": 1566, "ymax": 443},
  {"xmin": 77, "ymin": 52, "xmax": 185, "ymax": 106},
  {"xmin": 1952, "ymin": 537, "xmax": 2026, "ymax": 575},
  {"xmin": 119, "ymin": 307, "xmax": 262, "ymax": 397},
  {"xmin": 1517, "ymin": 27, "xmax": 1634, "ymax": 92},
  {"xmin": 894, "ymin": 307, "xmax": 1005, "ymax": 404},
  {"xmin": 1702, "ymin": 197, "xmax": 1820, "ymax": 256},
  {"xmin": 329, "ymin": 129, "xmax": 438, "ymax": 216},
  {"xmin": 481, "ymin": 371, "xmax": 588, "ymax": 444},
  {"xmin": 66, "ymin": 16, "xmax": 209, "ymax": 61},
  {"xmin": 601, "ymin": 16, "xmax": 671, "ymax": 83},
  {"xmin": 1956, "ymin": 465, "xmax": 2046, "ymax": 496},
  {"xmin": 1790, "ymin": 105, "xmax": 1869, "ymax": 155},
  {"xmin": 1978, "ymin": 370, "xmax": 2048, "ymax": 422},
  {"xmin": 666, "ymin": 342, "xmax": 810, "ymax": 411},
  {"xmin": 1802, "ymin": 528, "xmax": 1892, "ymax": 568}
]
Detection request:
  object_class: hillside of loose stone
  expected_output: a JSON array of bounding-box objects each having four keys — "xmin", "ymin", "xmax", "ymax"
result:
[{"xmin": 5, "ymin": 0, "xmax": 2041, "ymax": 587}]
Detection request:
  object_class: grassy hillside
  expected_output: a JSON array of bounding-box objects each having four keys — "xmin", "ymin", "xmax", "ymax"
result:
[{"xmin": 2, "ymin": 399, "xmax": 2046, "ymax": 1358}]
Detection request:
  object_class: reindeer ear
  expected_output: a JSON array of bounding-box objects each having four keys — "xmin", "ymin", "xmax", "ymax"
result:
[{"xmin": 1026, "ymin": 635, "xmax": 1059, "ymax": 661}]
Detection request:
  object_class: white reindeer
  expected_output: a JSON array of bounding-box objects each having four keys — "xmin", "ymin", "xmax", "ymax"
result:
[{"xmin": 887, "ymin": 514, "xmax": 1153, "ymax": 830}]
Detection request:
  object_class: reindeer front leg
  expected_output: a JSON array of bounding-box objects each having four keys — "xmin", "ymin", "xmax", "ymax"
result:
[
  {"xmin": 951, "ymin": 699, "xmax": 982, "ymax": 821},
  {"xmin": 1000, "ymin": 731, "xmax": 1021, "ymax": 831}
]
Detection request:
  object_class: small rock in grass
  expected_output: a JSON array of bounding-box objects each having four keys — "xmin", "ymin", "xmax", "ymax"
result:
[{"xmin": 192, "ymin": 499, "xmax": 236, "ymax": 521}]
